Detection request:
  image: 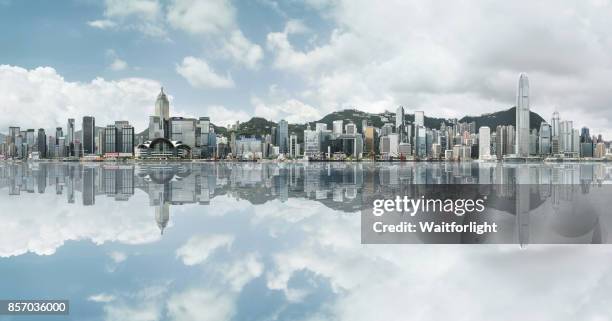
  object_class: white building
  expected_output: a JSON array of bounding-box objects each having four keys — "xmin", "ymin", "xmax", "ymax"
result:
[
  {"xmin": 478, "ymin": 126, "xmax": 491, "ymax": 160},
  {"xmin": 333, "ymin": 120, "xmax": 343, "ymax": 136},
  {"xmin": 515, "ymin": 73, "xmax": 530, "ymax": 157}
]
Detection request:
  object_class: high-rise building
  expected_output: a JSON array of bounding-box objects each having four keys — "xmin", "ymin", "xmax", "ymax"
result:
[
  {"xmin": 515, "ymin": 73, "xmax": 530, "ymax": 157},
  {"xmin": 289, "ymin": 134, "xmax": 299, "ymax": 158},
  {"xmin": 551, "ymin": 111, "xmax": 560, "ymax": 137},
  {"xmin": 276, "ymin": 119, "xmax": 289, "ymax": 154},
  {"xmin": 415, "ymin": 125, "xmax": 427, "ymax": 158},
  {"xmin": 478, "ymin": 126, "xmax": 491, "ymax": 160},
  {"xmin": 396, "ymin": 106, "xmax": 405, "ymax": 129},
  {"xmin": 364, "ymin": 126, "xmax": 377, "ymax": 155},
  {"xmin": 414, "ymin": 111, "xmax": 424, "ymax": 127},
  {"xmin": 55, "ymin": 127, "xmax": 63, "ymax": 145},
  {"xmin": 304, "ymin": 125, "xmax": 321, "ymax": 158},
  {"xmin": 560, "ymin": 120, "xmax": 573, "ymax": 153},
  {"xmin": 37, "ymin": 128, "xmax": 46, "ymax": 158},
  {"xmin": 82, "ymin": 116, "xmax": 96, "ymax": 155},
  {"xmin": 345, "ymin": 122, "xmax": 357, "ymax": 135},
  {"xmin": 148, "ymin": 116, "xmax": 165, "ymax": 139},
  {"xmin": 170, "ymin": 117, "xmax": 197, "ymax": 148},
  {"xmin": 66, "ymin": 118, "xmax": 75, "ymax": 156},
  {"xmin": 539, "ymin": 122, "xmax": 551, "ymax": 155},
  {"xmin": 333, "ymin": 120, "xmax": 343, "ymax": 136},
  {"xmin": 155, "ymin": 87, "xmax": 170, "ymax": 121}
]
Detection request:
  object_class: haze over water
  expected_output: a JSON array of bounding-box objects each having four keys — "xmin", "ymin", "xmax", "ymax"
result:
[{"xmin": 1, "ymin": 162, "xmax": 612, "ymax": 321}]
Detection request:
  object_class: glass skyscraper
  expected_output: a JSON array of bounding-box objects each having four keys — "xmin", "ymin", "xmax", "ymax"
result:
[
  {"xmin": 515, "ymin": 73, "xmax": 530, "ymax": 157},
  {"xmin": 83, "ymin": 116, "xmax": 96, "ymax": 155}
]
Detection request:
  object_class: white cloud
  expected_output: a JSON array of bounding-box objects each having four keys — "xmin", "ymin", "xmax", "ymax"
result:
[
  {"xmin": 109, "ymin": 251, "xmax": 128, "ymax": 263},
  {"xmin": 176, "ymin": 234, "xmax": 234, "ymax": 266},
  {"xmin": 87, "ymin": 19, "xmax": 117, "ymax": 29},
  {"xmin": 88, "ymin": 293, "xmax": 116, "ymax": 303},
  {"xmin": 166, "ymin": 288, "xmax": 235, "ymax": 321},
  {"xmin": 204, "ymin": 105, "xmax": 250, "ymax": 126},
  {"xmin": 166, "ymin": 0, "xmax": 235, "ymax": 35},
  {"xmin": 265, "ymin": 1, "xmax": 612, "ymax": 137},
  {"xmin": 176, "ymin": 56, "xmax": 235, "ymax": 89},
  {"xmin": 251, "ymin": 85, "xmax": 321, "ymax": 123},
  {"xmin": 222, "ymin": 31, "xmax": 264, "ymax": 69},
  {"xmin": 104, "ymin": 0, "xmax": 161, "ymax": 21},
  {"xmin": 110, "ymin": 58, "xmax": 128, "ymax": 71},
  {"xmin": 167, "ymin": 0, "xmax": 264, "ymax": 69},
  {"xmin": 0, "ymin": 186, "xmax": 161, "ymax": 257},
  {"xmin": 0, "ymin": 64, "xmax": 160, "ymax": 133}
]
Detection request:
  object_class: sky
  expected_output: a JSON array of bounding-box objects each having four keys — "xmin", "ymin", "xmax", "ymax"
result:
[{"xmin": 1, "ymin": 0, "xmax": 612, "ymax": 137}]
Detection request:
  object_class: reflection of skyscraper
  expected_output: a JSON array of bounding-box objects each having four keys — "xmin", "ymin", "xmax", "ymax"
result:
[
  {"xmin": 515, "ymin": 73, "xmax": 530, "ymax": 157},
  {"xmin": 155, "ymin": 203, "xmax": 170, "ymax": 235},
  {"xmin": 83, "ymin": 167, "xmax": 96, "ymax": 205}
]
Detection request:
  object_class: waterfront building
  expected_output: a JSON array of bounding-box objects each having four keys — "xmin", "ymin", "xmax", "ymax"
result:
[
  {"xmin": 399, "ymin": 142, "xmax": 412, "ymax": 157},
  {"xmin": 289, "ymin": 134, "xmax": 300, "ymax": 158},
  {"xmin": 304, "ymin": 125, "xmax": 320, "ymax": 158},
  {"xmin": 82, "ymin": 116, "xmax": 96, "ymax": 155},
  {"xmin": 66, "ymin": 118, "xmax": 75, "ymax": 156},
  {"xmin": 148, "ymin": 116, "xmax": 165, "ymax": 140},
  {"xmin": 364, "ymin": 126, "xmax": 377, "ymax": 156},
  {"xmin": 345, "ymin": 122, "xmax": 357, "ymax": 135},
  {"xmin": 333, "ymin": 120, "xmax": 343, "ymax": 136},
  {"xmin": 478, "ymin": 126, "xmax": 491, "ymax": 160},
  {"xmin": 277, "ymin": 119, "xmax": 289, "ymax": 154},
  {"xmin": 539, "ymin": 122, "xmax": 552, "ymax": 155},
  {"xmin": 170, "ymin": 117, "xmax": 197, "ymax": 148},
  {"xmin": 515, "ymin": 73, "xmax": 530, "ymax": 157},
  {"xmin": 37, "ymin": 129, "xmax": 46, "ymax": 158},
  {"xmin": 155, "ymin": 87, "xmax": 170, "ymax": 121},
  {"xmin": 415, "ymin": 125, "xmax": 427, "ymax": 158},
  {"xmin": 380, "ymin": 133, "xmax": 399, "ymax": 158}
]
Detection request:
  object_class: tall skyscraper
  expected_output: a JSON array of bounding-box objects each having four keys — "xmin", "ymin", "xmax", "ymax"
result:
[
  {"xmin": 155, "ymin": 87, "xmax": 170, "ymax": 121},
  {"xmin": 83, "ymin": 116, "xmax": 96, "ymax": 155},
  {"xmin": 551, "ymin": 111, "xmax": 560, "ymax": 137},
  {"xmin": 478, "ymin": 126, "xmax": 491, "ymax": 160},
  {"xmin": 276, "ymin": 119, "xmax": 289, "ymax": 154},
  {"xmin": 66, "ymin": 118, "xmax": 75, "ymax": 156},
  {"xmin": 539, "ymin": 122, "xmax": 551, "ymax": 155},
  {"xmin": 515, "ymin": 73, "xmax": 530, "ymax": 157},
  {"xmin": 396, "ymin": 106, "xmax": 405, "ymax": 129},
  {"xmin": 37, "ymin": 129, "xmax": 46, "ymax": 158}
]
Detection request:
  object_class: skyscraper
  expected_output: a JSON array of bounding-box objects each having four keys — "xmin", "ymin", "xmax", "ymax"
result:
[
  {"xmin": 515, "ymin": 73, "xmax": 530, "ymax": 157},
  {"xmin": 478, "ymin": 126, "xmax": 491, "ymax": 160},
  {"xmin": 66, "ymin": 118, "xmax": 75, "ymax": 156},
  {"xmin": 155, "ymin": 87, "xmax": 170, "ymax": 121},
  {"xmin": 332, "ymin": 120, "xmax": 343, "ymax": 136},
  {"xmin": 37, "ymin": 129, "xmax": 46, "ymax": 158},
  {"xmin": 83, "ymin": 116, "xmax": 96, "ymax": 155},
  {"xmin": 396, "ymin": 106, "xmax": 405, "ymax": 129},
  {"xmin": 414, "ymin": 111, "xmax": 424, "ymax": 127},
  {"xmin": 276, "ymin": 119, "xmax": 289, "ymax": 154}
]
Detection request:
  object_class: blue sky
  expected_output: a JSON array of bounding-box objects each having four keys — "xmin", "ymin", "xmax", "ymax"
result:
[{"xmin": 2, "ymin": 0, "xmax": 612, "ymax": 137}]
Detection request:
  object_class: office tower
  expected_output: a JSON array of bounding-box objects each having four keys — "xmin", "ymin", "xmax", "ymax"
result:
[
  {"xmin": 276, "ymin": 119, "xmax": 289, "ymax": 154},
  {"xmin": 381, "ymin": 123, "xmax": 394, "ymax": 136},
  {"xmin": 148, "ymin": 116, "xmax": 164, "ymax": 139},
  {"xmin": 66, "ymin": 118, "xmax": 75, "ymax": 155},
  {"xmin": 415, "ymin": 125, "xmax": 427, "ymax": 158},
  {"xmin": 594, "ymin": 143, "xmax": 606, "ymax": 158},
  {"xmin": 25, "ymin": 129, "xmax": 35, "ymax": 152},
  {"xmin": 55, "ymin": 127, "xmax": 63, "ymax": 145},
  {"xmin": 560, "ymin": 120, "xmax": 573, "ymax": 153},
  {"xmin": 37, "ymin": 129, "xmax": 46, "ymax": 158},
  {"xmin": 414, "ymin": 111, "xmax": 424, "ymax": 127},
  {"xmin": 515, "ymin": 73, "xmax": 530, "ymax": 157},
  {"xmin": 478, "ymin": 126, "xmax": 491, "ymax": 160},
  {"xmin": 551, "ymin": 111, "xmax": 560, "ymax": 137},
  {"xmin": 396, "ymin": 106, "xmax": 405, "ymax": 129},
  {"xmin": 364, "ymin": 126, "xmax": 376, "ymax": 155},
  {"xmin": 289, "ymin": 134, "xmax": 299, "ymax": 158},
  {"xmin": 316, "ymin": 123, "xmax": 327, "ymax": 132},
  {"xmin": 333, "ymin": 120, "xmax": 343, "ymax": 136},
  {"xmin": 345, "ymin": 122, "xmax": 357, "ymax": 135},
  {"xmin": 169, "ymin": 117, "xmax": 197, "ymax": 148},
  {"xmin": 539, "ymin": 122, "xmax": 551, "ymax": 155},
  {"xmin": 155, "ymin": 87, "xmax": 170, "ymax": 121},
  {"xmin": 104, "ymin": 125, "xmax": 117, "ymax": 153},
  {"xmin": 304, "ymin": 125, "xmax": 320, "ymax": 158},
  {"xmin": 82, "ymin": 116, "xmax": 96, "ymax": 155},
  {"xmin": 380, "ymin": 133, "xmax": 399, "ymax": 158},
  {"xmin": 9, "ymin": 126, "xmax": 20, "ymax": 141}
]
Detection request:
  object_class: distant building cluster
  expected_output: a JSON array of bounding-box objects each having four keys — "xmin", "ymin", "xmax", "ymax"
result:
[{"xmin": 1, "ymin": 75, "xmax": 610, "ymax": 161}]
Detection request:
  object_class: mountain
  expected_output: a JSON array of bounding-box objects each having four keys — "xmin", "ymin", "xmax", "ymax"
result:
[{"xmin": 459, "ymin": 107, "xmax": 545, "ymax": 131}]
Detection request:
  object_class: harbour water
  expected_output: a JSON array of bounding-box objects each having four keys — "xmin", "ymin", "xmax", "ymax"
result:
[{"xmin": 1, "ymin": 162, "xmax": 612, "ymax": 320}]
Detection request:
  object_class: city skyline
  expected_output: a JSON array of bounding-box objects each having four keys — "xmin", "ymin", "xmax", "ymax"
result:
[{"xmin": 2, "ymin": 1, "xmax": 612, "ymax": 138}]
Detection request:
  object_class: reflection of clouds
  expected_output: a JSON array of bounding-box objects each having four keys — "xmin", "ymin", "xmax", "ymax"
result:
[
  {"xmin": 176, "ymin": 234, "xmax": 234, "ymax": 266},
  {"xmin": 0, "ymin": 190, "xmax": 160, "ymax": 257},
  {"xmin": 97, "ymin": 284, "xmax": 168, "ymax": 321},
  {"xmin": 167, "ymin": 288, "xmax": 235, "ymax": 321},
  {"xmin": 88, "ymin": 293, "xmax": 116, "ymax": 303}
]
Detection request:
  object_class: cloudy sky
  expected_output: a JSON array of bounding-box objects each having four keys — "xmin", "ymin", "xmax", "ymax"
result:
[{"xmin": 1, "ymin": 0, "xmax": 612, "ymax": 137}]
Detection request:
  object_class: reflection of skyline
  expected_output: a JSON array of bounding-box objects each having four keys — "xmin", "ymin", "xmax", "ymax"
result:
[{"xmin": 2, "ymin": 162, "xmax": 612, "ymax": 239}]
